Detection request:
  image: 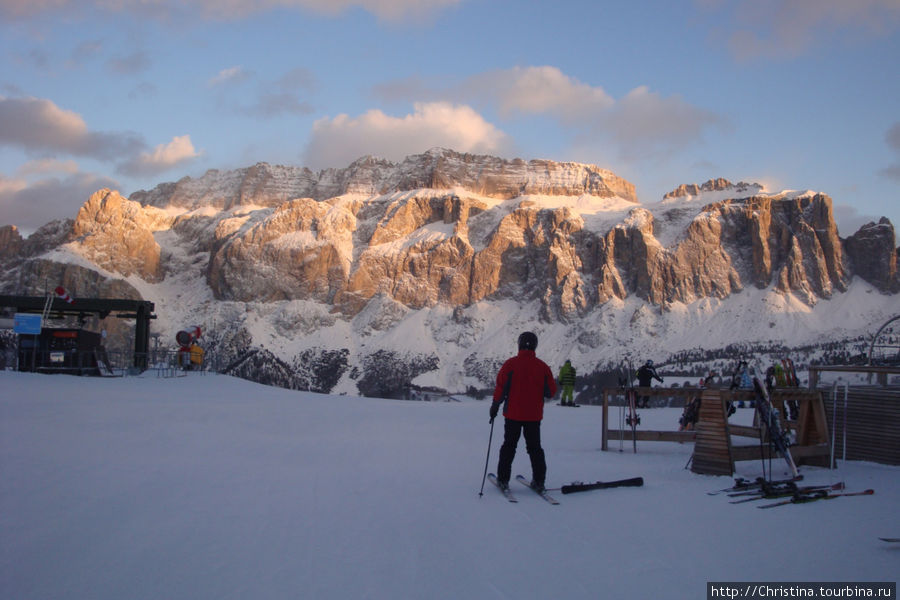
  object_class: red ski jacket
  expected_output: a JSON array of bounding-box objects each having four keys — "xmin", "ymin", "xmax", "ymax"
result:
[{"xmin": 492, "ymin": 350, "xmax": 557, "ymax": 421}]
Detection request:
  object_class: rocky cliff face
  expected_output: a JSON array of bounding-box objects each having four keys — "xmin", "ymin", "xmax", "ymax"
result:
[
  {"xmin": 2, "ymin": 151, "xmax": 898, "ymax": 395},
  {"xmin": 4, "ymin": 155, "xmax": 897, "ymax": 317},
  {"xmin": 131, "ymin": 148, "xmax": 638, "ymax": 209},
  {"xmin": 0, "ymin": 225, "xmax": 23, "ymax": 261},
  {"xmin": 844, "ymin": 217, "xmax": 900, "ymax": 293},
  {"xmin": 71, "ymin": 189, "xmax": 174, "ymax": 282}
]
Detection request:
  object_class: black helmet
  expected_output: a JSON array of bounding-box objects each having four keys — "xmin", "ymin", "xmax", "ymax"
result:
[
  {"xmin": 646, "ymin": 359, "xmax": 653, "ymax": 367},
  {"xmin": 518, "ymin": 331, "xmax": 538, "ymax": 351}
]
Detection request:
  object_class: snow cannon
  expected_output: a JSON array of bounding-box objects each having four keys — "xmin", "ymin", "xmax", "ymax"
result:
[
  {"xmin": 54, "ymin": 286, "xmax": 74, "ymax": 304},
  {"xmin": 175, "ymin": 325, "xmax": 202, "ymax": 347}
]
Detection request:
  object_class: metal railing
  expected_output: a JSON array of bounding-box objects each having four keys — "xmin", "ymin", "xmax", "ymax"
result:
[{"xmin": 6, "ymin": 348, "xmax": 212, "ymax": 378}]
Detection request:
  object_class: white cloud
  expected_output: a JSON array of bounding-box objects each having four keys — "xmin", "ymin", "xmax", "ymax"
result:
[
  {"xmin": 379, "ymin": 66, "xmax": 727, "ymax": 162},
  {"xmin": 118, "ymin": 135, "xmax": 201, "ymax": 176},
  {"xmin": 208, "ymin": 66, "xmax": 253, "ymax": 87},
  {"xmin": 302, "ymin": 102, "xmax": 512, "ymax": 169},
  {"xmin": 478, "ymin": 66, "xmax": 615, "ymax": 121}
]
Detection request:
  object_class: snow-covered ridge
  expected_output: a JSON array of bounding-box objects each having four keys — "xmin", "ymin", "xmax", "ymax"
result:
[
  {"xmin": 130, "ymin": 148, "xmax": 638, "ymax": 211},
  {"xmin": 2, "ymin": 156, "xmax": 898, "ymax": 398}
]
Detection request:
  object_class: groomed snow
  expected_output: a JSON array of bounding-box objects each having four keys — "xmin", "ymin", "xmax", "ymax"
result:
[{"xmin": 1, "ymin": 371, "xmax": 897, "ymax": 599}]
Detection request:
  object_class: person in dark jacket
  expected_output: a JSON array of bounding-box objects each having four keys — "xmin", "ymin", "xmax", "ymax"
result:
[
  {"xmin": 557, "ymin": 360, "xmax": 577, "ymax": 406},
  {"xmin": 635, "ymin": 359, "xmax": 663, "ymax": 408},
  {"xmin": 489, "ymin": 331, "xmax": 557, "ymax": 492}
]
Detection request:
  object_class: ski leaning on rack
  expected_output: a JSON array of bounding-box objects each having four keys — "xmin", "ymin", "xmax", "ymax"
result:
[
  {"xmin": 487, "ymin": 473, "xmax": 517, "ymax": 503},
  {"xmin": 623, "ymin": 359, "xmax": 639, "ymax": 454},
  {"xmin": 515, "ymin": 475, "xmax": 560, "ymax": 505},
  {"xmin": 757, "ymin": 488, "xmax": 874, "ymax": 509},
  {"xmin": 559, "ymin": 477, "xmax": 644, "ymax": 494},
  {"xmin": 753, "ymin": 377, "xmax": 800, "ymax": 478}
]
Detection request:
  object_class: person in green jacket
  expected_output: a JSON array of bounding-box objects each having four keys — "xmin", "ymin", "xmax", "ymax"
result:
[{"xmin": 558, "ymin": 360, "xmax": 577, "ymax": 407}]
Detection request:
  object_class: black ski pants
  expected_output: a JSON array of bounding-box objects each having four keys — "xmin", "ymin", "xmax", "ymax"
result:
[{"xmin": 497, "ymin": 419, "xmax": 546, "ymax": 485}]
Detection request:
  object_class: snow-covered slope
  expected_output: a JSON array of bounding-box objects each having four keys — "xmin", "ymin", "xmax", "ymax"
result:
[{"xmin": 1, "ymin": 371, "xmax": 897, "ymax": 600}]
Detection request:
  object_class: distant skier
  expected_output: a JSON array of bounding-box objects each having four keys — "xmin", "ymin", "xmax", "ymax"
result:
[
  {"xmin": 727, "ymin": 360, "xmax": 754, "ymax": 414},
  {"xmin": 635, "ymin": 360, "xmax": 663, "ymax": 408},
  {"xmin": 679, "ymin": 397, "xmax": 701, "ymax": 431},
  {"xmin": 489, "ymin": 331, "xmax": 557, "ymax": 493},
  {"xmin": 557, "ymin": 360, "xmax": 577, "ymax": 407}
]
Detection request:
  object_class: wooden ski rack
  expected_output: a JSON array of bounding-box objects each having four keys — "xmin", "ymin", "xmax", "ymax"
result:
[{"xmin": 600, "ymin": 387, "xmax": 831, "ymax": 476}]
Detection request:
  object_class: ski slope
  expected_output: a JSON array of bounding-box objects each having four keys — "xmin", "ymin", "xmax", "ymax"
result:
[{"xmin": 1, "ymin": 371, "xmax": 897, "ymax": 599}]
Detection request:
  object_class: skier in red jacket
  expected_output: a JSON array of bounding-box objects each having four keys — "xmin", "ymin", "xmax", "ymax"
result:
[{"xmin": 489, "ymin": 331, "xmax": 557, "ymax": 492}]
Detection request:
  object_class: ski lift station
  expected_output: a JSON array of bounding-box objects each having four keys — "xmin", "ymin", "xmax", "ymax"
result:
[{"xmin": 0, "ymin": 292, "xmax": 155, "ymax": 375}]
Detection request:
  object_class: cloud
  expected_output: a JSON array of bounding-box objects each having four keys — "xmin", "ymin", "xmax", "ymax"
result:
[
  {"xmin": 0, "ymin": 0, "xmax": 462, "ymax": 23},
  {"xmin": 886, "ymin": 122, "xmax": 900, "ymax": 152},
  {"xmin": 0, "ymin": 95, "xmax": 200, "ymax": 177},
  {"xmin": 69, "ymin": 40, "xmax": 104, "ymax": 66},
  {"xmin": 485, "ymin": 68, "xmax": 725, "ymax": 159},
  {"xmin": 118, "ymin": 135, "xmax": 201, "ymax": 176},
  {"xmin": 473, "ymin": 66, "xmax": 615, "ymax": 122},
  {"xmin": 0, "ymin": 171, "xmax": 119, "ymax": 234},
  {"xmin": 0, "ymin": 95, "xmax": 144, "ymax": 160},
  {"xmin": 245, "ymin": 93, "xmax": 314, "ymax": 118},
  {"xmin": 878, "ymin": 122, "xmax": 900, "ymax": 182},
  {"xmin": 0, "ymin": 0, "xmax": 67, "ymax": 19},
  {"xmin": 302, "ymin": 102, "xmax": 512, "ymax": 169},
  {"xmin": 599, "ymin": 86, "xmax": 727, "ymax": 160},
  {"xmin": 275, "ymin": 67, "xmax": 317, "ymax": 93},
  {"xmin": 208, "ymin": 66, "xmax": 254, "ymax": 87},
  {"xmin": 831, "ymin": 202, "xmax": 889, "ymax": 236},
  {"xmin": 106, "ymin": 50, "xmax": 151, "ymax": 76},
  {"xmin": 376, "ymin": 66, "xmax": 727, "ymax": 162},
  {"xmin": 210, "ymin": 66, "xmax": 316, "ymax": 118},
  {"xmin": 695, "ymin": 0, "xmax": 900, "ymax": 60},
  {"xmin": 17, "ymin": 158, "xmax": 79, "ymax": 176}
]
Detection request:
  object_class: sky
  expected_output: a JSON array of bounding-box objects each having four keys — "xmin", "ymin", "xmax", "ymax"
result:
[{"xmin": 1, "ymin": 0, "xmax": 899, "ymax": 237}]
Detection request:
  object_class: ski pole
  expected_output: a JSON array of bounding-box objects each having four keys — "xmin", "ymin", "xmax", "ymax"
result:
[
  {"xmin": 478, "ymin": 416, "xmax": 495, "ymax": 497},
  {"xmin": 842, "ymin": 382, "xmax": 848, "ymax": 463},
  {"xmin": 830, "ymin": 382, "xmax": 837, "ymax": 473}
]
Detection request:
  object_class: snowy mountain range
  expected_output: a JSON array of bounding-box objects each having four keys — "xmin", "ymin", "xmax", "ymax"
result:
[{"xmin": 1, "ymin": 148, "xmax": 898, "ymax": 396}]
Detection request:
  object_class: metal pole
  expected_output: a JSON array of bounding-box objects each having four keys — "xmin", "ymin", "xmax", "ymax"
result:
[
  {"xmin": 842, "ymin": 382, "xmax": 848, "ymax": 463},
  {"xmin": 478, "ymin": 417, "xmax": 496, "ymax": 497},
  {"xmin": 830, "ymin": 382, "xmax": 838, "ymax": 471}
]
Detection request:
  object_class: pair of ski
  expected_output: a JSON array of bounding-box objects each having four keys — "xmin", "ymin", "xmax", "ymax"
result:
[
  {"xmin": 487, "ymin": 473, "xmax": 643, "ymax": 504},
  {"xmin": 487, "ymin": 474, "xmax": 559, "ymax": 504},
  {"xmin": 728, "ymin": 481, "xmax": 844, "ymax": 504},
  {"xmin": 757, "ymin": 488, "xmax": 874, "ymax": 508},
  {"xmin": 707, "ymin": 475, "xmax": 803, "ymax": 496}
]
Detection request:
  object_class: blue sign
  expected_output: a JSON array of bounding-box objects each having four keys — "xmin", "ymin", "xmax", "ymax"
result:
[{"xmin": 13, "ymin": 313, "xmax": 42, "ymax": 335}]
